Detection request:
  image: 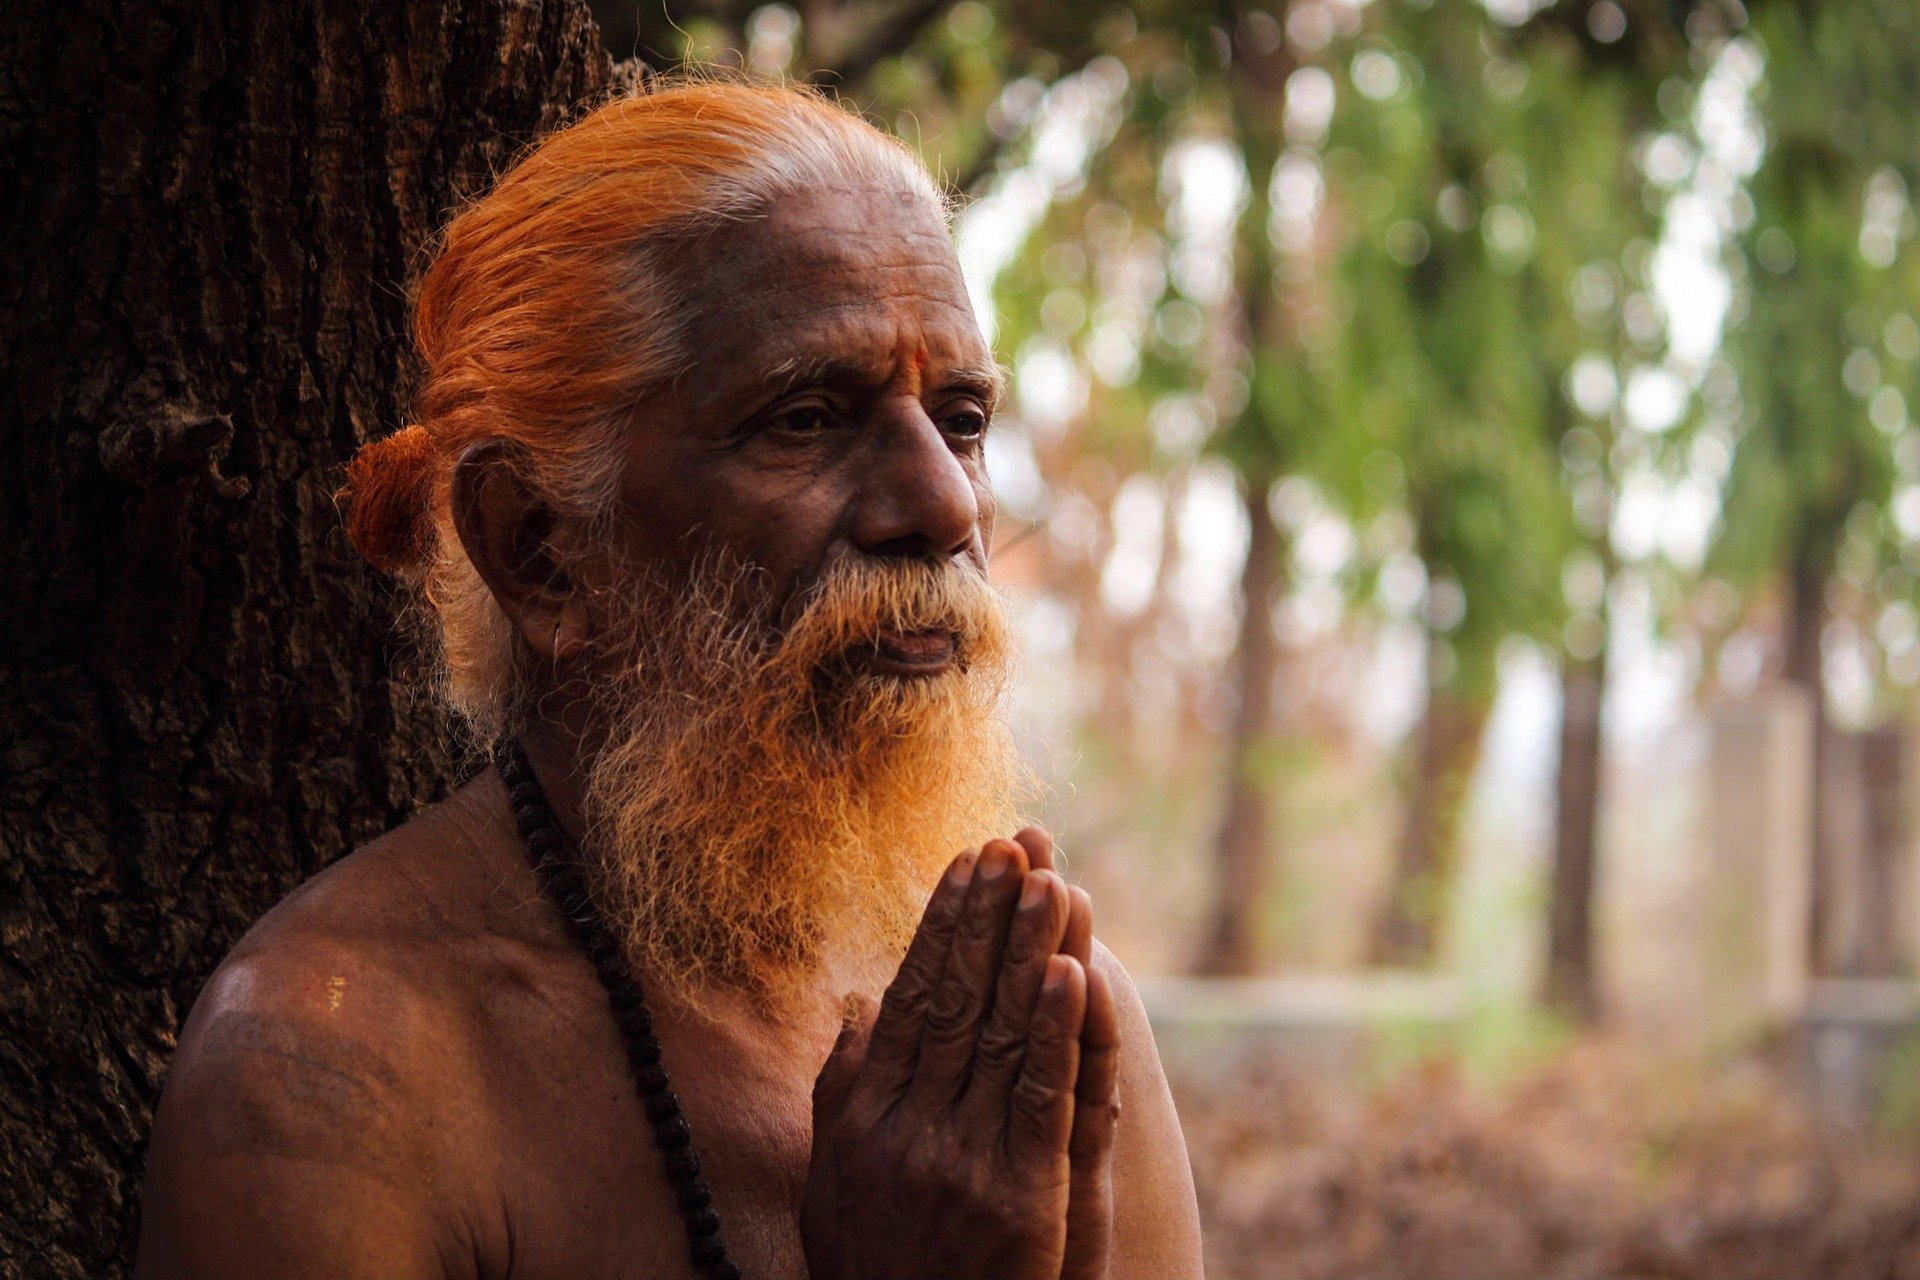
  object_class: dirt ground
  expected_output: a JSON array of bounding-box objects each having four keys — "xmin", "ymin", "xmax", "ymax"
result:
[{"xmin": 1170, "ymin": 1042, "xmax": 1920, "ymax": 1280}]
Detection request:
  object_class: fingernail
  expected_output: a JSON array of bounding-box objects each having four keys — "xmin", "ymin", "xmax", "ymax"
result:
[
  {"xmin": 1020, "ymin": 872, "xmax": 1051, "ymax": 908},
  {"xmin": 978, "ymin": 845, "xmax": 1010, "ymax": 881},
  {"xmin": 1043, "ymin": 957, "xmax": 1070, "ymax": 991},
  {"xmin": 951, "ymin": 850, "xmax": 979, "ymax": 885}
]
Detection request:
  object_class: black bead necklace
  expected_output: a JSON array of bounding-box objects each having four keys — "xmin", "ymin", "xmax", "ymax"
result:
[{"xmin": 497, "ymin": 737, "xmax": 742, "ymax": 1280}]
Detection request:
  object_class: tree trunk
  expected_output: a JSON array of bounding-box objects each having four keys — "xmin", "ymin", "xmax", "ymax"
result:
[
  {"xmin": 1782, "ymin": 540, "xmax": 1832, "ymax": 975},
  {"xmin": 1371, "ymin": 634, "xmax": 1490, "ymax": 966},
  {"xmin": 1195, "ymin": 468, "xmax": 1286, "ymax": 976},
  {"xmin": 0, "ymin": 5, "xmax": 607, "ymax": 1276},
  {"xmin": 1544, "ymin": 650, "xmax": 1606, "ymax": 1021},
  {"xmin": 1192, "ymin": 26, "xmax": 1297, "ymax": 978}
]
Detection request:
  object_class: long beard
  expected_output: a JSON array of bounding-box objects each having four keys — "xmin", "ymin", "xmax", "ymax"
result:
[{"xmin": 579, "ymin": 549, "xmax": 1036, "ymax": 1013}]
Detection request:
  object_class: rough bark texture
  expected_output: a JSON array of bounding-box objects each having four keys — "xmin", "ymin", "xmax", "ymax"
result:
[
  {"xmin": 1544, "ymin": 652, "xmax": 1606, "ymax": 1022},
  {"xmin": 1371, "ymin": 641, "xmax": 1491, "ymax": 967},
  {"xmin": 0, "ymin": 4, "xmax": 607, "ymax": 1274},
  {"xmin": 1195, "ymin": 468, "xmax": 1286, "ymax": 976}
]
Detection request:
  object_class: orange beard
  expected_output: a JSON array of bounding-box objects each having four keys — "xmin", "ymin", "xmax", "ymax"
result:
[{"xmin": 579, "ymin": 550, "xmax": 1036, "ymax": 1014}]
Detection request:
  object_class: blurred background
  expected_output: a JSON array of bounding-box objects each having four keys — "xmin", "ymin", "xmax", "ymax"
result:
[{"xmin": 596, "ymin": 0, "xmax": 1920, "ymax": 1274}]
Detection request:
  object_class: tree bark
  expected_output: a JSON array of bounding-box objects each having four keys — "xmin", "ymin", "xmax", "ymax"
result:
[
  {"xmin": 1544, "ymin": 650, "xmax": 1606, "ymax": 1021},
  {"xmin": 0, "ymin": 5, "xmax": 607, "ymax": 1276},
  {"xmin": 1371, "ymin": 634, "xmax": 1491, "ymax": 967},
  {"xmin": 1195, "ymin": 468, "xmax": 1286, "ymax": 976}
]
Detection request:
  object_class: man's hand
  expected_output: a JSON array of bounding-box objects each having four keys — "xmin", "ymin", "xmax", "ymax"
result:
[
  {"xmin": 1013, "ymin": 827, "xmax": 1118, "ymax": 1280},
  {"xmin": 801, "ymin": 834, "xmax": 1118, "ymax": 1280}
]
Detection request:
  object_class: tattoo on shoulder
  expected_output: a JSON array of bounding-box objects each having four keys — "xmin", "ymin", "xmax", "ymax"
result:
[{"xmin": 185, "ymin": 1011, "xmax": 417, "ymax": 1183}]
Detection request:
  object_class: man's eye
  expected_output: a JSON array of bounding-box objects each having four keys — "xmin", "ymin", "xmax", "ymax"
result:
[
  {"xmin": 942, "ymin": 407, "xmax": 989, "ymax": 438},
  {"xmin": 770, "ymin": 405, "xmax": 832, "ymax": 434}
]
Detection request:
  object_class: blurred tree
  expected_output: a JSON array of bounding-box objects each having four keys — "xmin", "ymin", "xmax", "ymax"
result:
[
  {"xmin": 1316, "ymin": 0, "xmax": 1719, "ymax": 989},
  {"xmin": 972, "ymin": 0, "xmax": 1681, "ymax": 976},
  {"xmin": 1509, "ymin": 4, "xmax": 1701, "ymax": 1020},
  {"xmin": 1194, "ymin": 7, "xmax": 1303, "ymax": 976},
  {"xmin": 1317, "ymin": 3, "xmax": 1570, "ymax": 966},
  {"xmin": 1708, "ymin": 0, "xmax": 1920, "ymax": 975}
]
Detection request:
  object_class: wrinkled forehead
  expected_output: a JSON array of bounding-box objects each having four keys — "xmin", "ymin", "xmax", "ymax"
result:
[
  {"xmin": 723, "ymin": 181, "xmax": 962, "ymax": 287},
  {"xmin": 670, "ymin": 183, "xmax": 990, "ymax": 382}
]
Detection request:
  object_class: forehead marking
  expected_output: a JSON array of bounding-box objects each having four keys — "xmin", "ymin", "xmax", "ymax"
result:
[{"xmin": 903, "ymin": 341, "xmax": 928, "ymax": 396}]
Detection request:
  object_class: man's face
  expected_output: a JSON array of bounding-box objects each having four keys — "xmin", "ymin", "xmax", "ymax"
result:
[
  {"xmin": 613, "ymin": 181, "xmax": 997, "ymax": 673},
  {"xmin": 569, "ymin": 181, "xmax": 1031, "ymax": 1007}
]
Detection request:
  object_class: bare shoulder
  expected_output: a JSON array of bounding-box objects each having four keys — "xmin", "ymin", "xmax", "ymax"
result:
[
  {"xmin": 136, "ymin": 783, "xmax": 516, "ymax": 1280},
  {"xmin": 1087, "ymin": 940, "xmax": 1206, "ymax": 1280},
  {"xmin": 1086, "ymin": 941, "xmax": 1149, "ymax": 1050},
  {"xmin": 164, "ymin": 777, "xmax": 512, "ymax": 1134},
  {"xmin": 1086, "ymin": 939, "xmax": 1174, "ymax": 1110},
  {"xmin": 154, "ymin": 924, "xmax": 445, "ymax": 1182}
]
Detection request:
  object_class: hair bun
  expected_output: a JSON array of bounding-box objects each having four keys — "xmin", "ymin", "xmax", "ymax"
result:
[{"xmin": 341, "ymin": 423, "xmax": 438, "ymax": 575}]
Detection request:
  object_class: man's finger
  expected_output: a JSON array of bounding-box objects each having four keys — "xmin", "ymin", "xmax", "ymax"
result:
[
  {"xmin": 1004, "ymin": 954, "xmax": 1085, "ymax": 1163},
  {"xmin": 1061, "ymin": 962, "xmax": 1121, "ymax": 1280},
  {"xmin": 861, "ymin": 849, "xmax": 978, "ymax": 1099},
  {"xmin": 906, "ymin": 839, "xmax": 1028, "ymax": 1110},
  {"xmin": 1012, "ymin": 825, "xmax": 1055, "ymax": 873},
  {"xmin": 956, "ymin": 869, "xmax": 1069, "ymax": 1128},
  {"xmin": 812, "ymin": 995, "xmax": 875, "ymax": 1135},
  {"xmin": 1060, "ymin": 885, "xmax": 1092, "ymax": 969}
]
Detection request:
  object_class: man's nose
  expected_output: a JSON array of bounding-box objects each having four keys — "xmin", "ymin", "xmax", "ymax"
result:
[{"xmin": 848, "ymin": 402, "xmax": 980, "ymax": 558}]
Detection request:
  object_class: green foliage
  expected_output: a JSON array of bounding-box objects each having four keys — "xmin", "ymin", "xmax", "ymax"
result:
[
  {"xmin": 966, "ymin": 1, "xmax": 1730, "ymax": 704},
  {"xmin": 1714, "ymin": 4, "xmax": 1919, "ymax": 556},
  {"xmin": 1705, "ymin": 0, "xmax": 1920, "ymax": 709},
  {"xmin": 1308, "ymin": 1, "xmax": 1688, "ymax": 698}
]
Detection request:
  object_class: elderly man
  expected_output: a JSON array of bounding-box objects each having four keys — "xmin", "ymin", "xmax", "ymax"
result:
[{"xmin": 135, "ymin": 80, "xmax": 1204, "ymax": 1280}]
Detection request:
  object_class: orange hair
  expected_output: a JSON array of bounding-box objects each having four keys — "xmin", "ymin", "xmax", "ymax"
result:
[{"xmin": 340, "ymin": 78, "xmax": 945, "ymax": 737}]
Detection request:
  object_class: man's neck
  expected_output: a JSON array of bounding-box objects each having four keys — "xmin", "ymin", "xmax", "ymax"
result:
[{"xmin": 511, "ymin": 718, "xmax": 592, "ymax": 845}]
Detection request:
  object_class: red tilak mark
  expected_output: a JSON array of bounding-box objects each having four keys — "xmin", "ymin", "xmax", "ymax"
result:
[{"xmin": 902, "ymin": 344, "xmax": 929, "ymax": 396}]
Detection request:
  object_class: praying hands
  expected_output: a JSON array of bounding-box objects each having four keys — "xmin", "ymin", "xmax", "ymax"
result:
[{"xmin": 803, "ymin": 828, "xmax": 1117, "ymax": 1280}]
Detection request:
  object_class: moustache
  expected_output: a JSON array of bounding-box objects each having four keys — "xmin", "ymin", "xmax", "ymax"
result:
[{"xmin": 766, "ymin": 555, "xmax": 1011, "ymax": 682}]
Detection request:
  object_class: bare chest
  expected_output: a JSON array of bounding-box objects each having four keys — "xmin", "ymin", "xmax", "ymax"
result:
[{"xmin": 463, "ymin": 961, "xmax": 834, "ymax": 1280}]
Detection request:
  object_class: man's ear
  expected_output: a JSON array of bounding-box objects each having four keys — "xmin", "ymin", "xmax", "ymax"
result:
[{"xmin": 450, "ymin": 439, "xmax": 590, "ymax": 662}]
